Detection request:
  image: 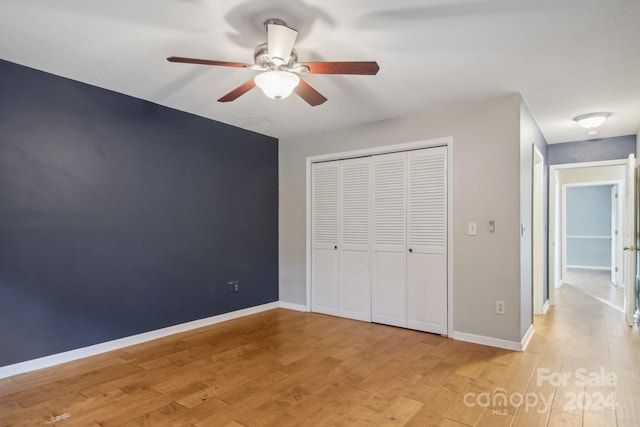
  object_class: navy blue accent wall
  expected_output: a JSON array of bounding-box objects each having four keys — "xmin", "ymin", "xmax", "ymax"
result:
[
  {"xmin": 548, "ymin": 135, "xmax": 636, "ymax": 165},
  {"xmin": 0, "ymin": 60, "xmax": 278, "ymax": 366}
]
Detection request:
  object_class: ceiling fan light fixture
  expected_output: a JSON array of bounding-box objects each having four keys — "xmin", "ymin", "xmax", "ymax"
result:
[
  {"xmin": 168, "ymin": 17, "xmax": 378, "ymax": 106},
  {"xmin": 254, "ymin": 71, "xmax": 299, "ymax": 100},
  {"xmin": 574, "ymin": 112, "xmax": 609, "ymax": 129}
]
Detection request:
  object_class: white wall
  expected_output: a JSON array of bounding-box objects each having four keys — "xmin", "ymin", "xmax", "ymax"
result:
[
  {"xmin": 559, "ymin": 165, "xmax": 625, "ymax": 184},
  {"xmin": 280, "ymin": 94, "xmax": 527, "ymax": 343}
]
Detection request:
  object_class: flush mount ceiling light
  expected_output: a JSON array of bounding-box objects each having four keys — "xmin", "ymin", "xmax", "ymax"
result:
[
  {"xmin": 574, "ymin": 112, "xmax": 609, "ymax": 129},
  {"xmin": 254, "ymin": 70, "xmax": 300, "ymax": 100}
]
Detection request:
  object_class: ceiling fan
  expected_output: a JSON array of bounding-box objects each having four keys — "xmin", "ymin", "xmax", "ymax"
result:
[{"xmin": 167, "ymin": 19, "xmax": 379, "ymax": 106}]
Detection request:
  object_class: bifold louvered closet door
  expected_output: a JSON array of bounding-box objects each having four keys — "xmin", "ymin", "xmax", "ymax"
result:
[
  {"xmin": 339, "ymin": 157, "xmax": 372, "ymax": 321},
  {"xmin": 406, "ymin": 147, "xmax": 447, "ymax": 334},
  {"xmin": 371, "ymin": 152, "xmax": 407, "ymax": 327},
  {"xmin": 311, "ymin": 161, "xmax": 340, "ymax": 316},
  {"xmin": 311, "ymin": 146, "xmax": 447, "ymax": 334},
  {"xmin": 311, "ymin": 158, "xmax": 371, "ymax": 321}
]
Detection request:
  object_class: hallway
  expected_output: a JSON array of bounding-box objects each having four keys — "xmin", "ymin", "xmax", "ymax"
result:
[
  {"xmin": 526, "ymin": 275, "xmax": 639, "ymax": 425},
  {"xmin": 563, "ymin": 268, "xmax": 625, "ymax": 313}
]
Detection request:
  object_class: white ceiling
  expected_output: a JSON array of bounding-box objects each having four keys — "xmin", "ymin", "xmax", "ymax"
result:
[{"xmin": 1, "ymin": 0, "xmax": 639, "ymax": 143}]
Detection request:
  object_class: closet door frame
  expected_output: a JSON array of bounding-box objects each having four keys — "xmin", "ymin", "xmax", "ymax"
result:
[{"xmin": 305, "ymin": 137, "xmax": 454, "ymax": 337}]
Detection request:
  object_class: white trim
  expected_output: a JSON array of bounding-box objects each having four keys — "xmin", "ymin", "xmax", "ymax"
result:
[
  {"xmin": 306, "ymin": 137, "xmax": 452, "ymax": 164},
  {"xmin": 565, "ymin": 235, "xmax": 612, "ymax": 239},
  {"xmin": 305, "ymin": 159, "xmax": 312, "ymax": 311},
  {"xmin": 520, "ymin": 325, "xmax": 535, "ymax": 351},
  {"xmin": 453, "ymin": 328, "xmax": 533, "ymax": 352},
  {"xmin": 0, "ymin": 302, "xmax": 279, "ymax": 380},
  {"xmin": 566, "ymin": 265, "xmax": 612, "ymax": 271},
  {"xmin": 532, "ymin": 144, "xmax": 544, "ymax": 316},
  {"xmin": 305, "ymin": 137, "xmax": 454, "ymax": 336},
  {"xmin": 278, "ymin": 301, "xmax": 308, "ymax": 312},
  {"xmin": 552, "ymin": 159, "xmax": 627, "ymax": 170},
  {"xmin": 447, "ymin": 142, "xmax": 454, "ymax": 338},
  {"xmin": 549, "ymin": 169, "xmax": 559, "ymax": 303},
  {"xmin": 542, "ymin": 300, "xmax": 550, "ymax": 314},
  {"xmin": 561, "ymin": 184, "xmax": 567, "ymax": 280}
]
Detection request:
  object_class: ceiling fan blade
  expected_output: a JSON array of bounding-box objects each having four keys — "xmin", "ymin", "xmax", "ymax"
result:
[
  {"xmin": 217, "ymin": 79, "xmax": 256, "ymax": 102},
  {"xmin": 294, "ymin": 79, "xmax": 327, "ymax": 107},
  {"xmin": 267, "ymin": 23, "xmax": 298, "ymax": 65},
  {"xmin": 167, "ymin": 56, "xmax": 252, "ymax": 68},
  {"xmin": 300, "ymin": 61, "xmax": 380, "ymax": 75}
]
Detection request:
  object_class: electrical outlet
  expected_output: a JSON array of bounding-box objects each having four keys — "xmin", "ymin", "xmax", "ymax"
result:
[
  {"xmin": 227, "ymin": 280, "xmax": 239, "ymax": 293},
  {"xmin": 496, "ymin": 300, "xmax": 505, "ymax": 315}
]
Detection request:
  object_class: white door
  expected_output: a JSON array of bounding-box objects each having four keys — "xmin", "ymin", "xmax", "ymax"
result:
[
  {"xmin": 532, "ymin": 146, "xmax": 545, "ymax": 314},
  {"xmin": 311, "ymin": 162, "xmax": 339, "ymax": 316},
  {"xmin": 406, "ymin": 147, "xmax": 448, "ymax": 334},
  {"xmin": 371, "ymin": 152, "xmax": 407, "ymax": 327},
  {"xmin": 611, "ymin": 185, "xmax": 619, "ymax": 286},
  {"xmin": 623, "ymin": 154, "xmax": 637, "ymax": 326},
  {"xmin": 339, "ymin": 157, "xmax": 371, "ymax": 321}
]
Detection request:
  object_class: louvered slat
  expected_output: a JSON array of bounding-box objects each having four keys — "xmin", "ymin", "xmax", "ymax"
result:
[
  {"xmin": 340, "ymin": 159, "xmax": 369, "ymax": 246},
  {"xmin": 408, "ymin": 147, "xmax": 447, "ymax": 251},
  {"xmin": 373, "ymin": 154, "xmax": 406, "ymax": 247},
  {"xmin": 312, "ymin": 163, "xmax": 339, "ymax": 244}
]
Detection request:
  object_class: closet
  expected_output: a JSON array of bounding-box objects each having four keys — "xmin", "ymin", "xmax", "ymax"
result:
[{"xmin": 311, "ymin": 146, "xmax": 447, "ymax": 335}]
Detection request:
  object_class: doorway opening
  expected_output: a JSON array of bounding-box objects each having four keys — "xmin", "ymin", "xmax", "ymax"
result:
[
  {"xmin": 548, "ymin": 159, "xmax": 629, "ymax": 315},
  {"xmin": 564, "ymin": 183, "xmax": 624, "ymax": 311}
]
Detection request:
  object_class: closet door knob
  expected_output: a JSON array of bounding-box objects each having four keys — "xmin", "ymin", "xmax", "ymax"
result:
[
  {"xmin": 409, "ymin": 248, "xmax": 413, "ymax": 253},
  {"xmin": 334, "ymin": 245, "xmax": 338, "ymax": 250}
]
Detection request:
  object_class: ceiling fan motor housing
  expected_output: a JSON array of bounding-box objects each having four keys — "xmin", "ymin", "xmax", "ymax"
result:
[{"xmin": 253, "ymin": 43, "xmax": 298, "ymax": 68}]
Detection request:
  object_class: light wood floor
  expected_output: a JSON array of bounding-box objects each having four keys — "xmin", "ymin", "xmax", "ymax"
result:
[
  {"xmin": 1, "ymin": 284, "xmax": 638, "ymax": 426},
  {"xmin": 564, "ymin": 268, "xmax": 625, "ymax": 313}
]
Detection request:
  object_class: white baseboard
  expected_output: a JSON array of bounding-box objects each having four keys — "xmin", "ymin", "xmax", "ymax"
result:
[
  {"xmin": 278, "ymin": 301, "xmax": 308, "ymax": 312},
  {"xmin": 520, "ymin": 324, "xmax": 535, "ymax": 351},
  {"xmin": 3, "ymin": 301, "xmax": 540, "ymax": 379},
  {"xmin": 542, "ymin": 300, "xmax": 550, "ymax": 314},
  {"xmin": 454, "ymin": 325, "xmax": 535, "ymax": 352},
  {"xmin": 0, "ymin": 302, "xmax": 280, "ymax": 380}
]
